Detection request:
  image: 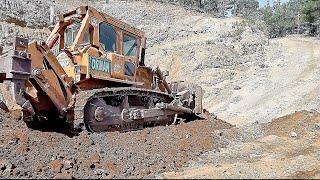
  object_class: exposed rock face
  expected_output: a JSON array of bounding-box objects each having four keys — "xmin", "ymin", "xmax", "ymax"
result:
[
  {"xmin": 0, "ymin": 0, "xmax": 81, "ymax": 49},
  {"xmin": 142, "ymin": 0, "xmax": 260, "ymax": 18},
  {"xmin": 0, "ymin": 0, "xmax": 68, "ymax": 28},
  {"xmin": 0, "ymin": 0, "xmax": 319, "ymax": 179},
  {"xmin": 0, "ymin": 22, "xmax": 49, "ymax": 48}
]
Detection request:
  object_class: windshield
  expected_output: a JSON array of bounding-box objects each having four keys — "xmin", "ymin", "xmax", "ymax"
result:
[
  {"xmin": 123, "ymin": 34, "xmax": 137, "ymax": 57},
  {"xmin": 64, "ymin": 24, "xmax": 80, "ymax": 48},
  {"xmin": 99, "ymin": 23, "xmax": 117, "ymax": 52}
]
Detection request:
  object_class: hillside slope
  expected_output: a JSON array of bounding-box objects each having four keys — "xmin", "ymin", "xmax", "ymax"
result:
[
  {"xmin": 208, "ymin": 36, "xmax": 320, "ymax": 126},
  {"xmin": 0, "ymin": 1, "xmax": 320, "ymax": 179},
  {"xmin": 0, "ymin": 0, "xmax": 319, "ymax": 128}
]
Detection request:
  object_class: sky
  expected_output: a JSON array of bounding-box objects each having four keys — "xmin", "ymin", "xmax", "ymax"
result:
[{"xmin": 259, "ymin": 0, "xmax": 290, "ymax": 7}]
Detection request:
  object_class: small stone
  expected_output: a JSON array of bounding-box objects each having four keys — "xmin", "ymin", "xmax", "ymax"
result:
[
  {"xmin": 211, "ymin": 113, "xmax": 218, "ymax": 120},
  {"xmin": 14, "ymin": 131, "xmax": 29, "ymax": 143},
  {"xmin": 12, "ymin": 167, "xmax": 22, "ymax": 175},
  {"xmin": 94, "ymin": 168, "xmax": 108, "ymax": 175},
  {"xmin": 290, "ymin": 131, "xmax": 297, "ymax": 138},
  {"xmin": 105, "ymin": 174, "xmax": 115, "ymax": 179},
  {"xmin": 186, "ymin": 133, "xmax": 191, "ymax": 139},
  {"xmin": 90, "ymin": 164, "xmax": 96, "ymax": 169},
  {"xmin": 234, "ymin": 86, "xmax": 241, "ymax": 90},
  {"xmin": 89, "ymin": 139, "xmax": 95, "ymax": 145},
  {"xmin": 316, "ymin": 151, "xmax": 320, "ymax": 161},
  {"xmin": 315, "ymin": 123, "xmax": 320, "ymax": 130},
  {"xmin": 36, "ymin": 166, "xmax": 43, "ymax": 172},
  {"xmin": 62, "ymin": 160, "xmax": 74, "ymax": 170},
  {"xmin": 2, "ymin": 168, "xmax": 11, "ymax": 176},
  {"xmin": 49, "ymin": 159, "xmax": 63, "ymax": 173},
  {"xmin": 90, "ymin": 153, "xmax": 100, "ymax": 164},
  {"xmin": 53, "ymin": 172, "xmax": 73, "ymax": 179},
  {"xmin": 0, "ymin": 159, "xmax": 12, "ymax": 171},
  {"xmin": 142, "ymin": 168, "xmax": 151, "ymax": 175}
]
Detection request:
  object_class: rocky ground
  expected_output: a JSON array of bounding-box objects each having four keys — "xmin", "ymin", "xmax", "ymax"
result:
[
  {"xmin": 0, "ymin": 107, "xmax": 319, "ymax": 179},
  {"xmin": 0, "ymin": 0, "xmax": 320, "ymax": 179},
  {"xmin": 0, "ymin": 111, "xmax": 234, "ymax": 179},
  {"xmin": 162, "ymin": 110, "xmax": 320, "ymax": 179}
]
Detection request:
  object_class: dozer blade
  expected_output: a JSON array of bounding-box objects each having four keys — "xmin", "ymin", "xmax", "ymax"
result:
[{"xmin": 0, "ymin": 37, "xmax": 35, "ymax": 119}]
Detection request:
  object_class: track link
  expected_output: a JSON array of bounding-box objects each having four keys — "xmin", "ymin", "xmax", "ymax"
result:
[{"xmin": 73, "ymin": 87, "xmax": 175, "ymax": 132}]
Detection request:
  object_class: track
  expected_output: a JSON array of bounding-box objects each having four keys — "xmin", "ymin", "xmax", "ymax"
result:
[{"xmin": 74, "ymin": 87, "xmax": 176, "ymax": 132}]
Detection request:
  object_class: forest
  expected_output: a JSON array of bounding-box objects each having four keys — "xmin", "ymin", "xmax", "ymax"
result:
[{"xmin": 148, "ymin": 0, "xmax": 320, "ymax": 38}]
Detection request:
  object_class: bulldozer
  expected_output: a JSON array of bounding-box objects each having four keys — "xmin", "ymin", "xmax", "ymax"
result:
[{"xmin": 0, "ymin": 6, "xmax": 203, "ymax": 132}]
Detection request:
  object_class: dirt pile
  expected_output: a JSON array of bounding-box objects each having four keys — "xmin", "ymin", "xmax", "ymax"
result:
[
  {"xmin": 1, "ymin": 1, "xmax": 319, "ymax": 128},
  {"xmin": 162, "ymin": 110, "xmax": 320, "ymax": 179},
  {"xmin": 1, "ymin": 109, "xmax": 318, "ymax": 179},
  {"xmin": 0, "ymin": 114, "xmax": 233, "ymax": 179}
]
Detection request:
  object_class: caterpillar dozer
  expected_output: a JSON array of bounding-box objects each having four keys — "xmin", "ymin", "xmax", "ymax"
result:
[{"xmin": 0, "ymin": 6, "xmax": 203, "ymax": 132}]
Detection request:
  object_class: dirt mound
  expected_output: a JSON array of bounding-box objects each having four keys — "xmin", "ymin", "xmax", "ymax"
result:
[
  {"xmin": 4, "ymin": 110, "xmax": 317, "ymax": 179},
  {"xmin": 263, "ymin": 110, "xmax": 320, "ymax": 138},
  {"xmin": 162, "ymin": 110, "xmax": 320, "ymax": 179},
  {"xmin": 0, "ymin": 113, "xmax": 233, "ymax": 179}
]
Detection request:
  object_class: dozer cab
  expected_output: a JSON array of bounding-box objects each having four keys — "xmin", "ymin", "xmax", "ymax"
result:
[{"xmin": 0, "ymin": 6, "xmax": 203, "ymax": 132}]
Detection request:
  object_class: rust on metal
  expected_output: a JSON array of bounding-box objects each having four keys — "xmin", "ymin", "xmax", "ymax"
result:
[
  {"xmin": 0, "ymin": 73, "xmax": 5, "ymax": 83},
  {"xmin": 0, "ymin": 6, "xmax": 204, "ymax": 133}
]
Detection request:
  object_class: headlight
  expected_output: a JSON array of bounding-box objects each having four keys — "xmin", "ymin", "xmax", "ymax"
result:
[{"xmin": 113, "ymin": 62, "xmax": 122, "ymax": 73}]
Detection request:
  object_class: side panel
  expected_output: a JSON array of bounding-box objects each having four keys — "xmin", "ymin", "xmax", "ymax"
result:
[
  {"xmin": 84, "ymin": 53, "xmax": 137, "ymax": 83},
  {"xmin": 135, "ymin": 67, "xmax": 153, "ymax": 90},
  {"xmin": 88, "ymin": 55, "xmax": 112, "ymax": 79}
]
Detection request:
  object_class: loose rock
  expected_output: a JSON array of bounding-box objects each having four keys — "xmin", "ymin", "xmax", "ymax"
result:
[
  {"xmin": 290, "ymin": 131, "xmax": 297, "ymax": 138},
  {"xmin": 62, "ymin": 160, "xmax": 73, "ymax": 170},
  {"xmin": 53, "ymin": 172, "xmax": 73, "ymax": 179},
  {"xmin": 0, "ymin": 159, "xmax": 12, "ymax": 171},
  {"xmin": 49, "ymin": 160, "xmax": 63, "ymax": 173}
]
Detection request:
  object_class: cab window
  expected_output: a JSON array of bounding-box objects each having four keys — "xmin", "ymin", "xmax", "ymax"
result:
[
  {"xmin": 51, "ymin": 38, "xmax": 60, "ymax": 56},
  {"xmin": 82, "ymin": 27, "xmax": 92, "ymax": 44},
  {"xmin": 64, "ymin": 24, "xmax": 80, "ymax": 48},
  {"xmin": 123, "ymin": 34, "xmax": 137, "ymax": 57},
  {"xmin": 99, "ymin": 23, "xmax": 117, "ymax": 52}
]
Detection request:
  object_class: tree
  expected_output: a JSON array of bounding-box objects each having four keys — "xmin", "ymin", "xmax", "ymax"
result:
[
  {"xmin": 303, "ymin": 0, "xmax": 320, "ymax": 23},
  {"xmin": 303, "ymin": 0, "xmax": 320, "ymax": 35},
  {"xmin": 234, "ymin": 0, "xmax": 260, "ymax": 19},
  {"xmin": 261, "ymin": 0, "xmax": 308, "ymax": 37}
]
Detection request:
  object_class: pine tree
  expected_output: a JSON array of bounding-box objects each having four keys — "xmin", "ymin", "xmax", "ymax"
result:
[{"xmin": 303, "ymin": 0, "xmax": 320, "ymax": 35}]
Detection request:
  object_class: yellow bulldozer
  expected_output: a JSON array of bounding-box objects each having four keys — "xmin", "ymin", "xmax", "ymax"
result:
[{"xmin": 0, "ymin": 6, "xmax": 203, "ymax": 132}]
